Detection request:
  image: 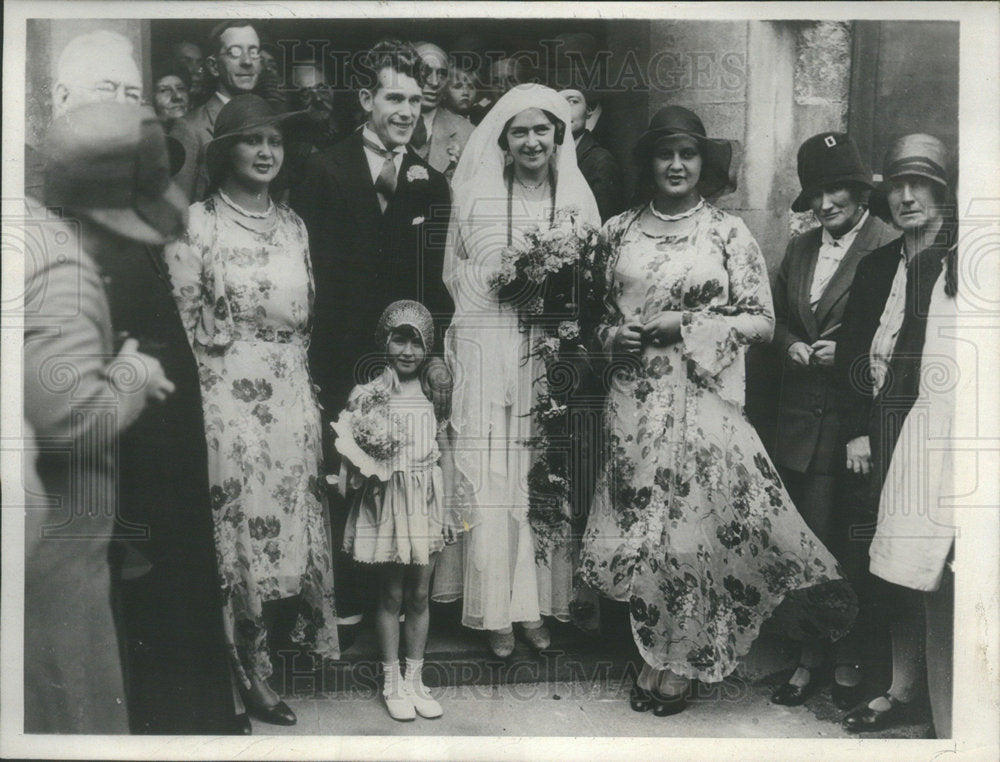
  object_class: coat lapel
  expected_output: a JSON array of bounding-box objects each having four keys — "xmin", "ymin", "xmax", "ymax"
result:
[
  {"xmin": 794, "ymin": 230, "xmax": 821, "ymax": 341},
  {"xmin": 813, "ymin": 215, "xmax": 881, "ymax": 329},
  {"xmin": 336, "ymin": 132, "xmax": 383, "ymax": 224},
  {"xmin": 576, "ymin": 131, "xmax": 596, "ymax": 165}
]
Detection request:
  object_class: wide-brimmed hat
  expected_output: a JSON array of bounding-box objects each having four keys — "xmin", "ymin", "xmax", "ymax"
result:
[
  {"xmin": 633, "ymin": 105, "xmax": 735, "ymax": 198},
  {"xmin": 43, "ymin": 103, "xmax": 188, "ymax": 245},
  {"xmin": 870, "ymin": 133, "xmax": 953, "ymax": 222},
  {"xmin": 205, "ymin": 94, "xmax": 306, "ymax": 186},
  {"xmin": 791, "ymin": 132, "xmax": 874, "ymax": 212}
]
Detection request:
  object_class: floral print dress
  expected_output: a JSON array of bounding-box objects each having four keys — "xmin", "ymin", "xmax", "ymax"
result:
[
  {"xmin": 166, "ymin": 196, "xmax": 339, "ymax": 684},
  {"xmin": 579, "ymin": 204, "xmax": 856, "ymax": 682}
]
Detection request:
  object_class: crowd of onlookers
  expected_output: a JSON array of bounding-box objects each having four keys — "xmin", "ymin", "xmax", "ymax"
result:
[{"xmin": 22, "ymin": 20, "xmax": 955, "ymax": 739}]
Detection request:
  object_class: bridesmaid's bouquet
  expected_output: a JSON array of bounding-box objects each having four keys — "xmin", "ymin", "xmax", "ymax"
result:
[{"xmin": 331, "ymin": 388, "xmax": 408, "ymax": 482}]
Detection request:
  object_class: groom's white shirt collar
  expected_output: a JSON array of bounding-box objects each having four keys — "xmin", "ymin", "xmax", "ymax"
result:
[{"xmin": 361, "ymin": 125, "xmax": 406, "ymax": 186}]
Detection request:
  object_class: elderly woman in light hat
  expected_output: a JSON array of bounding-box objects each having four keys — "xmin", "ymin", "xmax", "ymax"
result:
[
  {"xmin": 837, "ymin": 133, "xmax": 957, "ymax": 734},
  {"xmin": 166, "ymin": 94, "xmax": 338, "ymax": 727}
]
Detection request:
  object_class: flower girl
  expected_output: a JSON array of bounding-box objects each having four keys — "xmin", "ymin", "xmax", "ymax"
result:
[{"xmin": 332, "ymin": 300, "xmax": 461, "ymax": 721}]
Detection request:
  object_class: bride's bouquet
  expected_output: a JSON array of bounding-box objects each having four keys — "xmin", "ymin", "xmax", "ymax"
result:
[
  {"xmin": 488, "ymin": 206, "xmax": 601, "ymax": 326},
  {"xmin": 486, "ymin": 207, "xmax": 617, "ymax": 566},
  {"xmin": 331, "ymin": 387, "xmax": 408, "ymax": 482}
]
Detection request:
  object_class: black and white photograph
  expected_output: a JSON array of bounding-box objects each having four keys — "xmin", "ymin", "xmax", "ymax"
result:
[{"xmin": 2, "ymin": 2, "xmax": 998, "ymax": 759}]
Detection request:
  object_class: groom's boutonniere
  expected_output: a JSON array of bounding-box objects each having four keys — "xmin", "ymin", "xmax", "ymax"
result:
[{"xmin": 406, "ymin": 165, "xmax": 429, "ymax": 183}]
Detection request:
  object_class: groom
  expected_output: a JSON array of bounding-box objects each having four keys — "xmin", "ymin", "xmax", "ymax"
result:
[{"xmin": 291, "ymin": 39, "xmax": 453, "ymax": 633}]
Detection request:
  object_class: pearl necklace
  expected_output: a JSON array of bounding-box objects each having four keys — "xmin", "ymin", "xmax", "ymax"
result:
[
  {"xmin": 648, "ymin": 197, "xmax": 704, "ymax": 222},
  {"xmin": 219, "ymin": 188, "xmax": 273, "ymax": 219}
]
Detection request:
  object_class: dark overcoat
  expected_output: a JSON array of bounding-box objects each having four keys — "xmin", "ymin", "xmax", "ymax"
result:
[
  {"xmin": 88, "ymin": 237, "xmax": 236, "ymax": 734},
  {"xmin": 772, "ymin": 215, "xmax": 897, "ymax": 474}
]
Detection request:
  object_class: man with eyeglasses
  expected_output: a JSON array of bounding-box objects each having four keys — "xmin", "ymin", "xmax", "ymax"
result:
[{"xmin": 174, "ymin": 21, "xmax": 268, "ymax": 201}]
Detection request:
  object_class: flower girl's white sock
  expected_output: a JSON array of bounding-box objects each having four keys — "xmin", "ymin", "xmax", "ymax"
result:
[
  {"xmin": 383, "ymin": 660, "xmax": 403, "ymax": 697},
  {"xmin": 404, "ymin": 657, "xmax": 425, "ymax": 691}
]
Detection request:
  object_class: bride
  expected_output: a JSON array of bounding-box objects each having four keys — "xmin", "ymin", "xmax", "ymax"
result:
[{"xmin": 434, "ymin": 84, "xmax": 600, "ymax": 657}]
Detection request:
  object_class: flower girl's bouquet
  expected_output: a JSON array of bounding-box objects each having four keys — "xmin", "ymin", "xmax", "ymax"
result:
[{"xmin": 331, "ymin": 387, "xmax": 408, "ymax": 483}]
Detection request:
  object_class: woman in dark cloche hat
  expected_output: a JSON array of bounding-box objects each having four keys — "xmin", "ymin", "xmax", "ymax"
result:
[
  {"xmin": 769, "ymin": 132, "xmax": 897, "ymax": 711},
  {"xmin": 578, "ymin": 105, "xmax": 858, "ymax": 717},
  {"xmin": 164, "ymin": 94, "xmax": 338, "ymax": 728}
]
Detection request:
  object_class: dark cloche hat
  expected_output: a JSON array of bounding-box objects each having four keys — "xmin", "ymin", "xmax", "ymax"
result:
[
  {"xmin": 791, "ymin": 132, "xmax": 874, "ymax": 212},
  {"xmin": 634, "ymin": 105, "xmax": 735, "ymax": 198}
]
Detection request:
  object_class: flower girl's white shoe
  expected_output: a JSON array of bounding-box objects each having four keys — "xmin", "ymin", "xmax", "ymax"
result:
[
  {"xmin": 402, "ymin": 680, "xmax": 443, "ymax": 719},
  {"xmin": 382, "ymin": 687, "xmax": 416, "ymax": 722}
]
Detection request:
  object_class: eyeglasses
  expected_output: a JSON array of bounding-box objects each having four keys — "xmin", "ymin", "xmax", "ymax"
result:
[
  {"xmin": 90, "ymin": 81, "xmax": 143, "ymax": 104},
  {"xmin": 219, "ymin": 45, "xmax": 261, "ymax": 61}
]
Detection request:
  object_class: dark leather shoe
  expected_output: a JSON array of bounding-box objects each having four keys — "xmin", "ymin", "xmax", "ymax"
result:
[
  {"xmin": 629, "ymin": 684, "xmax": 653, "ymax": 713},
  {"xmin": 842, "ymin": 694, "xmax": 911, "ymax": 732},
  {"xmin": 770, "ymin": 681, "xmax": 809, "ymax": 706},
  {"xmin": 651, "ymin": 689, "xmax": 688, "ymax": 717},
  {"xmin": 229, "ymin": 713, "xmax": 253, "ymax": 735},
  {"xmin": 831, "ymin": 681, "xmax": 866, "ymax": 710},
  {"xmin": 245, "ymin": 699, "xmax": 297, "ymax": 726}
]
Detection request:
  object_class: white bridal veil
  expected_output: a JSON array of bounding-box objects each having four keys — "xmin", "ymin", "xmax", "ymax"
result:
[{"xmin": 443, "ymin": 83, "xmax": 600, "ymax": 520}]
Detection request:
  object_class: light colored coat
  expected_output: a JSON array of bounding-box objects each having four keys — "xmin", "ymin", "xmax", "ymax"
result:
[{"xmin": 418, "ymin": 107, "xmax": 474, "ymax": 177}]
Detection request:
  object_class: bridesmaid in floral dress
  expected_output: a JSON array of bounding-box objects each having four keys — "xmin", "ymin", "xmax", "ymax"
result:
[
  {"xmin": 166, "ymin": 95, "xmax": 338, "ymax": 727},
  {"xmin": 580, "ymin": 106, "xmax": 857, "ymax": 716}
]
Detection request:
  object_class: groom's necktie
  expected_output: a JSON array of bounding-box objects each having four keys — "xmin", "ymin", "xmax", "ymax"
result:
[{"xmin": 362, "ymin": 137, "xmax": 398, "ymax": 198}]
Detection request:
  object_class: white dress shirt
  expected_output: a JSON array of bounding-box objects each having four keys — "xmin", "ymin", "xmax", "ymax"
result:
[
  {"xmin": 869, "ymin": 239, "xmax": 908, "ymax": 396},
  {"xmin": 420, "ymin": 109, "xmax": 436, "ymax": 142},
  {"xmin": 809, "ymin": 210, "xmax": 869, "ymax": 308}
]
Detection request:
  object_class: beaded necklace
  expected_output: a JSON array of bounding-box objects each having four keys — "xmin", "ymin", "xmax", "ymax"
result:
[{"xmin": 648, "ymin": 197, "xmax": 704, "ymax": 222}]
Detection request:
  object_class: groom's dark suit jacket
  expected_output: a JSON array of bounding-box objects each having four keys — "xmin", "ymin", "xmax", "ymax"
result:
[{"xmin": 291, "ymin": 131, "xmax": 453, "ymax": 418}]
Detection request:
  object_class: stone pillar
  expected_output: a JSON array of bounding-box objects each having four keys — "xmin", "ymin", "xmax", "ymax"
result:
[{"xmin": 788, "ymin": 21, "xmax": 853, "ymax": 238}]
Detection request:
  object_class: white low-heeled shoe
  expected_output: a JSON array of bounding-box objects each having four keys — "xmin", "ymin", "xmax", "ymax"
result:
[
  {"xmin": 382, "ymin": 688, "xmax": 416, "ymax": 722},
  {"xmin": 402, "ymin": 681, "xmax": 443, "ymax": 719}
]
